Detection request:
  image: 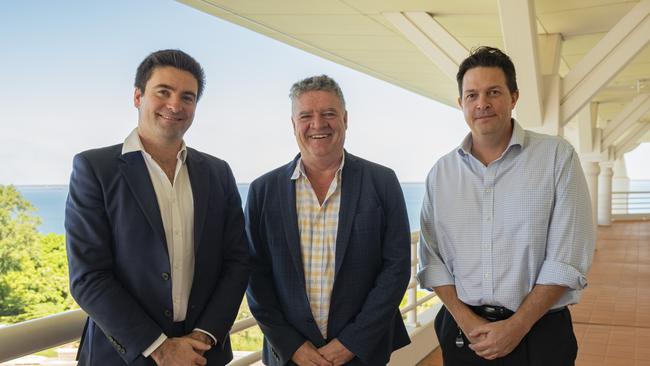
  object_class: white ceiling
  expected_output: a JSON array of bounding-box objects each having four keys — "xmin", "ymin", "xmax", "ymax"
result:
[{"xmin": 180, "ymin": 0, "xmax": 650, "ymax": 144}]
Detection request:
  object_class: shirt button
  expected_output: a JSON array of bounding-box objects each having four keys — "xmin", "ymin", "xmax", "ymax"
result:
[
  {"xmin": 485, "ymin": 188, "xmax": 491, "ymax": 193},
  {"xmin": 486, "ymin": 216, "xmax": 491, "ymax": 221},
  {"xmin": 484, "ymin": 273, "xmax": 490, "ymax": 279}
]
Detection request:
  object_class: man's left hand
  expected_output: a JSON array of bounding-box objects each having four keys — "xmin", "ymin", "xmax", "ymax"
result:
[
  {"xmin": 184, "ymin": 331, "xmax": 214, "ymax": 356},
  {"xmin": 318, "ymin": 339, "xmax": 354, "ymax": 366},
  {"xmin": 468, "ymin": 318, "xmax": 528, "ymax": 360}
]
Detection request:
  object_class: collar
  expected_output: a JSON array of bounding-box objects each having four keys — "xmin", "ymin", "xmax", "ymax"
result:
[
  {"xmin": 457, "ymin": 119, "xmax": 525, "ymax": 157},
  {"xmin": 291, "ymin": 152, "xmax": 346, "ymax": 180},
  {"xmin": 121, "ymin": 128, "xmax": 187, "ymax": 163}
]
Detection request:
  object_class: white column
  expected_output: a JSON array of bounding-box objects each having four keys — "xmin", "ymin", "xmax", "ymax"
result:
[
  {"xmin": 581, "ymin": 161, "xmax": 600, "ymax": 226},
  {"xmin": 598, "ymin": 162, "xmax": 614, "ymax": 226}
]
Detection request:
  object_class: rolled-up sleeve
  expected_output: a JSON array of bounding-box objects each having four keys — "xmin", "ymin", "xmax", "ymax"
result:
[
  {"xmin": 536, "ymin": 146, "xmax": 595, "ymax": 290},
  {"xmin": 417, "ymin": 168, "xmax": 455, "ymax": 289}
]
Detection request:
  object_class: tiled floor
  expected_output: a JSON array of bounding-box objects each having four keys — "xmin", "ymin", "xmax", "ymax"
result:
[{"xmin": 417, "ymin": 220, "xmax": 650, "ymax": 366}]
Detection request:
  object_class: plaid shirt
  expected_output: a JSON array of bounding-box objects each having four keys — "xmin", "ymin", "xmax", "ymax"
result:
[{"xmin": 291, "ymin": 156, "xmax": 344, "ymax": 338}]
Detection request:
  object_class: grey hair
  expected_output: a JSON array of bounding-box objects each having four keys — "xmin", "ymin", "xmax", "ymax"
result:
[{"xmin": 289, "ymin": 74, "xmax": 346, "ymax": 109}]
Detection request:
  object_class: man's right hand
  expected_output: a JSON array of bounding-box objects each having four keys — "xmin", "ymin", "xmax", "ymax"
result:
[
  {"xmin": 291, "ymin": 341, "xmax": 333, "ymax": 366},
  {"xmin": 457, "ymin": 311, "xmax": 490, "ymax": 344},
  {"xmin": 151, "ymin": 337, "xmax": 211, "ymax": 366}
]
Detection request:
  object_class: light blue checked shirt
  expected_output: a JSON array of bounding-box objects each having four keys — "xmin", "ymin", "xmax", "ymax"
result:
[{"xmin": 417, "ymin": 120, "xmax": 595, "ymax": 312}]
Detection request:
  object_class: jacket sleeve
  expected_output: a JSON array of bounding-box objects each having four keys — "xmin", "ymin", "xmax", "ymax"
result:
[
  {"xmin": 65, "ymin": 153, "xmax": 161, "ymax": 364},
  {"xmin": 193, "ymin": 162, "xmax": 251, "ymax": 345},
  {"xmin": 245, "ymin": 181, "xmax": 306, "ymax": 365},
  {"xmin": 336, "ymin": 170, "xmax": 411, "ymax": 363}
]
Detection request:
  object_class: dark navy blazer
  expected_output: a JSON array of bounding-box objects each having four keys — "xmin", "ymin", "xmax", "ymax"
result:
[
  {"xmin": 245, "ymin": 152, "xmax": 411, "ymax": 365},
  {"xmin": 65, "ymin": 144, "xmax": 249, "ymax": 365}
]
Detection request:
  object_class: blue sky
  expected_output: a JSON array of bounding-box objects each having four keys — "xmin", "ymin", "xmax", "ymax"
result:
[{"xmin": 1, "ymin": 0, "xmax": 647, "ymax": 184}]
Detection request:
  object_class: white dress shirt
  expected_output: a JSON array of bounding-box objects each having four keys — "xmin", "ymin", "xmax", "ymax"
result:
[
  {"xmin": 418, "ymin": 120, "xmax": 595, "ymax": 311},
  {"xmin": 121, "ymin": 128, "xmax": 215, "ymax": 356}
]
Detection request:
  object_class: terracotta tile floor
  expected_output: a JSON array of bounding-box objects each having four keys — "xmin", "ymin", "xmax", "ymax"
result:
[{"xmin": 417, "ymin": 221, "xmax": 650, "ymax": 366}]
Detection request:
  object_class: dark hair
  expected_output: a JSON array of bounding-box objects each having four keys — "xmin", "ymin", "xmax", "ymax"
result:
[
  {"xmin": 134, "ymin": 49, "xmax": 206, "ymax": 100},
  {"xmin": 289, "ymin": 74, "xmax": 346, "ymax": 109},
  {"xmin": 456, "ymin": 46, "xmax": 518, "ymax": 97}
]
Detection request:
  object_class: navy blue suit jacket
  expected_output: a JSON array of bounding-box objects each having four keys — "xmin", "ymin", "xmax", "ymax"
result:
[
  {"xmin": 65, "ymin": 144, "xmax": 249, "ymax": 365},
  {"xmin": 245, "ymin": 152, "xmax": 411, "ymax": 365}
]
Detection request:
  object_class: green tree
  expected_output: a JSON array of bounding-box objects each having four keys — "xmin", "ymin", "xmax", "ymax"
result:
[{"xmin": 0, "ymin": 185, "xmax": 76, "ymax": 324}]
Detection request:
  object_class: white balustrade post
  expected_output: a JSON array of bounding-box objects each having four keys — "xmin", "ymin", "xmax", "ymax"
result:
[
  {"xmin": 581, "ymin": 161, "xmax": 600, "ymax": 227},
  {"xmin": 598, "ymin": 162, "xmax": 614, "ymax": 226},
  {"xmin": 407, "ymin": 235, "xmax": 419, "ymax": 327}
]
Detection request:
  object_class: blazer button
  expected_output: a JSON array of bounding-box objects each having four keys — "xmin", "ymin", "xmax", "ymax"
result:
[
  {"xmin": 161, "ymin": 272, "xmax": 170, "ymax": 281},
  {"xmin": 164, "ymin": 309, "xmax": 172, "ymax": 318},
  {"xmin": 307, "ymin": 318, "xmax": 314, "ymax": 323}
]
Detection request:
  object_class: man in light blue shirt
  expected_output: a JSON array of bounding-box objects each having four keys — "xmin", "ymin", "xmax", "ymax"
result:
[{"xmin": 418, "ymin": 46, "xmax": 595, "ymax": 365}]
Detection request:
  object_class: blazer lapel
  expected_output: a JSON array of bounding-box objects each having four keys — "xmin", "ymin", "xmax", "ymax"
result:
[
  {"xmin": 335, "ymin": 152, "xmax": 362, "ymax": 277},
  {"xmin": 186, "ymin": 149, "xmax": 209, "ymax": 253},
  {"xmin": 279, "ymin": 157, "xmax": 306, "ymax": 286},
  {"xmin": 119, "ymin": 151, "xmax": 167, "ymax": 251}
]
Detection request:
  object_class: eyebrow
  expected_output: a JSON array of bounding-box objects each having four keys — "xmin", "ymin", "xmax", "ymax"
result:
[
  {"xmin": 153, "ymin": 83, "xmax": 197, "ymax": 99},
  {"xmin": 463, "ymin": 85, "xmax": 503, "ymax": 94}
]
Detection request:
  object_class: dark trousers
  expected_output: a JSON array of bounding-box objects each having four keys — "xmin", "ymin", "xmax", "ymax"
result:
[{"xmin": 434, "ymin": 306, "xmax": 577, "ymax": 366}]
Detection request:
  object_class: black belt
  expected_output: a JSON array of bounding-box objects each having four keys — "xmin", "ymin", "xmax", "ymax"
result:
[{"xmin": 470, "ymin": 305, "xmax": 566, "ymax": 322}]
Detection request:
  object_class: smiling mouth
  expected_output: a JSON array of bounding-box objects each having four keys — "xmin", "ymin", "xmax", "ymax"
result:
[
  {"xmin": 309, "ymin": 134, "xmax": 331, "ymax": 139},
  {"xmin": 157, "ymin": 113, "xmax": 183, "ymax": 122}
]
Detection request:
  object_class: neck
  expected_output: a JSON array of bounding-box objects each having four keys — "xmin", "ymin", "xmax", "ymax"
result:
[
  {"xmin": 471, "ymin": 126, "xmax": 513, "ymax": 166},
  {"xmin": 301, "ymin": 152, "xmax": 343, "ymax": 180},
  {"xmin": 139, "ymin": 134, "xmax": 182, "ymax": 164}
]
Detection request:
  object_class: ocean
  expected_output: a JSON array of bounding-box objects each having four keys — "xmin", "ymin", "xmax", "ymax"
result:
[
  {"xmin": 16, "ymin": 180, "xmax": 650, "ymax": 235},
  {"xmin": 16, "ymin": 183, "xmax": 427, "ymax": 235}
]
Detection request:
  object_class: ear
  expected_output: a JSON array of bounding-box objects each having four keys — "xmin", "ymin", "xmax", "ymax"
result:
[
  {"xmin": 457, "ymin": 96, "xmax": 463, "ymax": 109},
  {"xmin": 134, "ymin": 88, "xmax": 143, "ymax": 108},
  {"xmin": 510, "ymin": 90, "xmax": 519, "ymax": 109},
  {"xmin": 344, "ymin": 110, "xmax": 348, "ymax": 129},
  {"xmin": 291, "ymin": 117, "xmax": 297, "ymax": 135}
]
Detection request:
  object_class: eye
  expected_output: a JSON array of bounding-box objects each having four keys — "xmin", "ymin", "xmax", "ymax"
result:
[
  {"xmin": 489, "ymin": 90, "xmax": 501, "ymax": 96},
  {"xmin": 322, "ymin": 111, "xmax": 337, "ymax": 118},
  {"xmin": 157, "ymin": 89, "xmax": 170, "ymax": 97},
  {"xmin": 182, "ymin": 95, "xmax": 196, "ymax": 104},
  {"xmin": 465, "ymin": 93, "xmax": 476, "ymax": 100},
  {"xmin": 299, "ymin": 114, "xmax": 312, "ymax": 121}
]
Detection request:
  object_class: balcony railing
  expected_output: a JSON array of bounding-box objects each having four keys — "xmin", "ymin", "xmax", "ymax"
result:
[
  {"xmin": 0, "ymin": 231, "xmax": 437, "ymax": 365},
  {"xmin": 612, "ymin": 190, "xmax": 650, "ymax": 220}
]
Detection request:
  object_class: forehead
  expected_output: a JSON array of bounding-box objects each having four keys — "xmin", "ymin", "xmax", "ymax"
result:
[
  {"xmin": 462, "ymin": 66, "xmax": 508, "ymax": 90},
  {"xmin": 293, "ymin": 90, "xmax": 343, "ymax": 111},
  {"xmin": 146, "ymin": 66, "xmax": 198, "ymax": 93}
]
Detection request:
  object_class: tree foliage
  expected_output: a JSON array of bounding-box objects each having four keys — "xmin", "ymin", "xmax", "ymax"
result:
[{"xmin": 0, "ymin": 185, "xmax": 76, "ymax": 324}]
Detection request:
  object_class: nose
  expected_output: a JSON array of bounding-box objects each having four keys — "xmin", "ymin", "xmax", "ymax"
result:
[
  {"xmin": 476, "ymin": 93, "xmax": 492, "ymax": 110},
  {"xmin": 166, "ymin": 96, "xmax": 183, "ymax": 113},
  {"xmin": 311, "ymin": 114, "xmax": 327, "ymax": 129}
]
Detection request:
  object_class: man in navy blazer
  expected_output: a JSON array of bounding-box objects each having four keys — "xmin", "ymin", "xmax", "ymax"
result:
[
  {"xmin": 246, "ymin": 75, "xmax": 411, "ymax": 366},
  {"xmin": 65, "ymin": 50, "xmax": 249, "ymax": 366}
]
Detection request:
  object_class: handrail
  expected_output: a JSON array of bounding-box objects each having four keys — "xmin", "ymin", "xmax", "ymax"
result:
[
  {"xmin": 0, "ymin": 231, "xmax": 437, "ymax": 365},
  {"xmin": 612, "ymin": 190, "xmax": 650, "ymax": 215},
  {"xmin": 0, "ymin": 309, "xmax": 86, "ymax": 363}
]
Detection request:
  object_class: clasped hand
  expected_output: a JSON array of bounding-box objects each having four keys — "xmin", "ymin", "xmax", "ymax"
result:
[
  {"xmin": 151, "ymin": 332, "xmax": 212, "ymax": 366},
  {"xmin": 291, "ymin": 339, "xmax": 354, "ymax": 366},
  {"xmin": 467, "ymin": 318, "xmax": 527, "ymax": 360}
]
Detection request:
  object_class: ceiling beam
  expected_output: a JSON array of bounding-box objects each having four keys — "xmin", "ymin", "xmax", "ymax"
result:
[
  {"xmin": 602, "ymin": 94, "xmax": 650, "ymax": 148},
  {"xmin": 498, "ymin": 0, "xmax": 544, "ymax": 127},
  {"xmin": 577, "ymin": 102, "xmax": 599, "ymax": 154},
  {"xmin": 534, "ymin": 34, "xmax": 563, "ymax": 136},
  {"xmin": 615, "ymin": 121, "xmax": 650, "ymax": 159},
  {"xmin": 560, "ymin": 0, "xmax": 650, "ymax": 124},
  {"xmin": 384, "ymin": 12, "xmax": 467, "ymax": 81}
]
